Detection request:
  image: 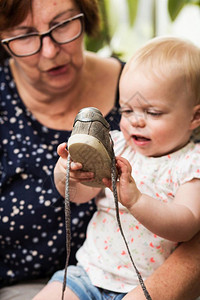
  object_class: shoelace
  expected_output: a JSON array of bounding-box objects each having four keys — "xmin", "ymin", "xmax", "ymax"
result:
[
  {"xmin": 62, "ymin": 153, "xmax": 71, "ymax": 300},
  {"xmin": 62, "ymin": 148, "xmax": 152, "ymax": 300},
  {"xmin": 110, "ymin": 152, "xmax": 152, "ymax": 300}
]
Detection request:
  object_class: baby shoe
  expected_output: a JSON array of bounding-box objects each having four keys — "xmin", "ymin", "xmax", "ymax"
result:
[{"xmin": 68, "ymin": 107, "xmax": 115, "ymax": 187}]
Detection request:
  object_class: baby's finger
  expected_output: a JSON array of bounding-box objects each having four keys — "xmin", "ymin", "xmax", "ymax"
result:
[
  {"xmin": 57, "ymin": 142, "xmax": 68, "ymax": 159},
  {"xmin": 116, "ymin": 156, "xmax": 132, "ymax": 174},
  {"xmin": 70, "ymin": 161, "xmax": 83, "ymax": 170},
  {"xmin": 102, "ymin": 178, "xmax": 112, "ymax": 190},
  {"xmin": 70, "ymin": 170, "xmax": 94, "ymax": 182}
]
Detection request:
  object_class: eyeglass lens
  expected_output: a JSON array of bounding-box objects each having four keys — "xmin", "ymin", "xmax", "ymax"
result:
[{"xmin": 6, "ymin": 15, "xmax": 83, "ymax": 56}]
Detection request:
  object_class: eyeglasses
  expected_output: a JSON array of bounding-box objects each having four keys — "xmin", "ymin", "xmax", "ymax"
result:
[{"xmin": 1, "ymin": 13, "xmax": 84, "ymax": 57}]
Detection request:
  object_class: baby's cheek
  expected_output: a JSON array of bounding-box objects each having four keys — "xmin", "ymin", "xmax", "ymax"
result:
[{"xmin": 120, "ymin": 118, "xmax": 130, "ymax": 142}]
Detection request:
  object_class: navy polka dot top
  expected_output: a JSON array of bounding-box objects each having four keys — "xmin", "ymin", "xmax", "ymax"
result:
[{"xmin": 0, "ymin": 59, "xmax": 123, "ymax": 287}]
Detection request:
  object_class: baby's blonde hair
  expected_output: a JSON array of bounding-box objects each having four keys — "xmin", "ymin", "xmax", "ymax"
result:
[{"xmin": 124, "ymin": 36, "xmax": 200, "ymax": 105}]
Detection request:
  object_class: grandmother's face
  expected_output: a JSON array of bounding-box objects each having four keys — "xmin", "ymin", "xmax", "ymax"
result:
[{"xmin": 2, "ymin": 0, "xmax": 85, "ymax": 94}]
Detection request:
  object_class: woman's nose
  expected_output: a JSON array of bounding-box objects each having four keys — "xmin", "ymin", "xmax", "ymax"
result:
[{"xmin": 41, "ymin": 36, "xmax": 60, "ymax": 58}]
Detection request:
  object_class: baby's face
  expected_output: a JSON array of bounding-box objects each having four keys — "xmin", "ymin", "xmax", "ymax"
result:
[{"xmin": 119, "ymin": 66, "xmax": 196, "ymax": 157}]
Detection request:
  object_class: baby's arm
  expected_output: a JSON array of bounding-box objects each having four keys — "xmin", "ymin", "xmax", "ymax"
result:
[
  {"xmin": 105, "ymin": 156, "xmax": 200, "ymax": 242},
  {"xmin": 54, "ymin": 142, "xmax": 101, "ymax": 203}
]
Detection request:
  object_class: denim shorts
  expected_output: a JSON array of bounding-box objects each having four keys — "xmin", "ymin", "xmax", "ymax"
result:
[{"xmin": 49, "ymin": 265, "xmax": 126, "ymax": 300}]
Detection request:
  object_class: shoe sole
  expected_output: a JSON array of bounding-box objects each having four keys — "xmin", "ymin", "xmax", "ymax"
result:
[{"xmin": 68, "ymin": 134, "xmax": 112, "ymax": 187}]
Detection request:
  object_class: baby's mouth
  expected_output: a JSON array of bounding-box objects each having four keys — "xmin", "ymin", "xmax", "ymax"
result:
[{"xmin": 132, "ymin": 135, "xmax": 151, "ymax": 142}]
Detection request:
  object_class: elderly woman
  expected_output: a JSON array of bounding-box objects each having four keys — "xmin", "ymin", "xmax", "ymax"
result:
[
  {"xmin": 0, "ymin": 0, "xmax": 200, "ymax": 300},
  {"xmin": 0, "ymin": 0, "xmax": 123, "ymax": 297}
]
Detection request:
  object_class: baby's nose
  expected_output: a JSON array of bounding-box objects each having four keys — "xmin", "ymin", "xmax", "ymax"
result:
[{"xmin": 130, "ymin": 112, "xmax": 146, "ymax": 127}]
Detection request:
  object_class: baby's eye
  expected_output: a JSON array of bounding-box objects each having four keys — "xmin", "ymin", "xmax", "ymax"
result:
[
  {"xmin": 146, "ymin": 110, "xmax": 162, "ymax": 117},
  {"xmin": 119, "ymin": 108, "xmax": 134, "ymax": 117}
]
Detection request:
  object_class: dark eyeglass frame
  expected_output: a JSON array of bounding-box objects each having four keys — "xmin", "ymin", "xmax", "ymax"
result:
[{"xmin": 1, "ymin": 13, "xmax": 84, "ymax": 57}]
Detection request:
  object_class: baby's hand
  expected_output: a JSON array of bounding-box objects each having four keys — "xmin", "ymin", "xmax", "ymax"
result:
[
  {"xmin": 116, "ymin": 156, "xmax": 141, "ymax": 209},
  {"xmin": 103, "ymin": 156, "xmax": 141, "ymax": 209},
  {"xmin": 54, "ymin": 143, "xmax": 94, "ymax": 192}
]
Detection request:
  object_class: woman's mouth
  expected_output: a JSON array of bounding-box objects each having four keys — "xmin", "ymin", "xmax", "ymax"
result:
[{"xmin": 45, "ymin": 64, "xmax": 69, "ymax": 76}]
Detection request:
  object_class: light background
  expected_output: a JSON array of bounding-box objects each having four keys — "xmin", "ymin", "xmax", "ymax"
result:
[{"xmin": 98, "ymin": 0, "xmax": 200, "ymax": 61}]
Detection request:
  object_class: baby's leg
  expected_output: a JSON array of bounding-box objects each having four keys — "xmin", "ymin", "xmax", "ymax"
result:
[
  {"xmin": 32, "ymin": 281, "xmax": 79, "ymax": 300},
  {"xmin": 32, "ymin": 265, "xmax": 97, "ymax": 300}
]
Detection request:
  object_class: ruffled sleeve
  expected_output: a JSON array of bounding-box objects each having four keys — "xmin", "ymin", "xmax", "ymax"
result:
[{"xmin": 177, "ymin": 143, "xmax": 200, "ymax": 185}]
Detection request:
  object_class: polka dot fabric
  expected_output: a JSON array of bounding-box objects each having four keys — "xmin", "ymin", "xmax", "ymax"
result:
[{"xmin": 0, "ymin": 59, "xmax": 122, "ymax": 287}]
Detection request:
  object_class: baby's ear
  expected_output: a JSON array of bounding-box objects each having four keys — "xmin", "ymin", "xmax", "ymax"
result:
[{"xmin": 190, "ymin": 104, "xmax": 200, "ymax": 130}]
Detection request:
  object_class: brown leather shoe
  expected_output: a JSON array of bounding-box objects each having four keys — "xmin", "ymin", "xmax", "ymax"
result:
[{"xmin": 68, "ymin": 107, "xmax": 115, "ymax": 187}]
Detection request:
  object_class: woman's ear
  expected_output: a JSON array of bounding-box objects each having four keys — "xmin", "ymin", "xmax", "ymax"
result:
[{"xmin": 190, "ymin": 104, "xmax": 200, "ymax": 130}]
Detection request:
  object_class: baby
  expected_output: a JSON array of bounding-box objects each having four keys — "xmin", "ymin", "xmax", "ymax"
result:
[{"xmin": 34, "ymin": 36, "xmax": 200, "ymax": 300}]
